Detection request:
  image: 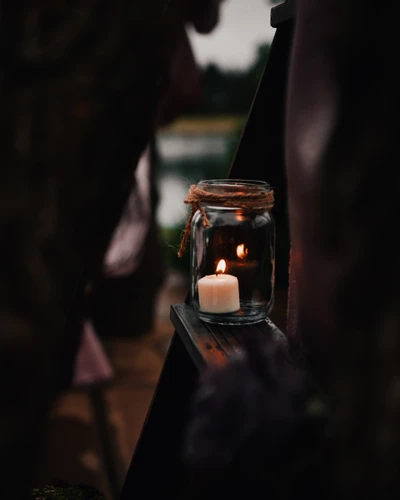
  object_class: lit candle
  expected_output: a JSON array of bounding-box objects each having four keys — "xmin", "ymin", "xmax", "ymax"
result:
[
  {"xmin": 198, "ymin": 259, "xmax": 240, "ymax": 314},
  {"xmin": 227, "ymin": 244, "xmax": 258, "ymax": 301}
]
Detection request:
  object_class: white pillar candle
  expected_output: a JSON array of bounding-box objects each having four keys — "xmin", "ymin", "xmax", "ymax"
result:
[{"xmin": 198, "ymin": 260, "xmax": 240, "ymax": 314}]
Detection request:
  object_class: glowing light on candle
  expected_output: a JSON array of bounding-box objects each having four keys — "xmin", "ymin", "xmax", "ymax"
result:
[
  {"xmin": 197, "ymin": 258, "xmax": 240, "ymax": 313},
  {"xmin": 236, "ymin": 244, "xmax": 249, "ymax": 260},
  {"xmin": 216, "ymin": 259, "xmax": 226, "ymax": 275}
]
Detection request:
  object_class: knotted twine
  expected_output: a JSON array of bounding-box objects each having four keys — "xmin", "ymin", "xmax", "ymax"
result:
[{"xmin": 177, "ymin": 183, "xmax": 274, "ymax": 258}]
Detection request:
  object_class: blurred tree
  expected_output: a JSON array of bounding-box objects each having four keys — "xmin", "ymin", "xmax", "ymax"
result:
[
  {"xmin": 249, "ymin": 43, "xmax": 271, "ymax": 85},
  {"xmin": 190, "ymin": 41, "xmax": 271, "ymax": 116}
]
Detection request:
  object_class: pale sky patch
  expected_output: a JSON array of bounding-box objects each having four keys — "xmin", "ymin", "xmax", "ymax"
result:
[{"xmin": 188, "ymin": 0, "xmax": 276, "ymax": 70}]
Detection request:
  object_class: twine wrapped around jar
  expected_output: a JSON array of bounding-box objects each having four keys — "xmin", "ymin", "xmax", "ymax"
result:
[{"xmin": 177, "ymin": 183, "xmax": 274, "ymax": 258}]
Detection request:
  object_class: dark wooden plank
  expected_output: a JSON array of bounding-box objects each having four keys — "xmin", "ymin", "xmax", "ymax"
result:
[
  {"xmin": 169, "ymin": 304, "xmax": 229, "ymax": 369},
  {"xmin": 211, "ymin": 324, "xmax": 243, "ymax": 355},
  {"xmin": 264, "ymin": 317, "xmax": 288, "ymax": 345},
  {"xmin": 270, "ymin": 0, "xmax": 296, "ymax": 28},
  {"xmin": 170, "ymin": 304, "xmax": 287, "ymax": 368}
]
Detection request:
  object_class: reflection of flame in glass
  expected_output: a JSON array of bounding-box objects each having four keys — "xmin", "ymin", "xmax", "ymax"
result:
[
  {"xmin": 236, "ymin": 244, "xmax": 248, "ymax": 260},
  {"xmin": 216, "ymin": 259, "xmax": 226, "ymax": 274}
]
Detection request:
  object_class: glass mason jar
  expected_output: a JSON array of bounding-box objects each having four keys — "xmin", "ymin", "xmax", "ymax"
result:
[{"xmin": 189, "ymin": 179, "xmax": 275, "ymax": 325}]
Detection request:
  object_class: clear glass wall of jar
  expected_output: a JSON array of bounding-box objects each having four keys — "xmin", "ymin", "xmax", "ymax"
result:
[{"xmin": 190, "ymin": 179, "xmax": 275, "ymax": 325}]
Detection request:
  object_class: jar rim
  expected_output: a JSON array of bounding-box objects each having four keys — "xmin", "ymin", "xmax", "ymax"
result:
[{"xmin": 198, "ymin": 179, "xmax": 271, "ymax": 193}]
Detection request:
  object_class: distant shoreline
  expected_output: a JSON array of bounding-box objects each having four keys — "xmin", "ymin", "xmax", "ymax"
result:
[{"xmin": 160, "ymin": 115, "xmax": 245, "ymax": 135}]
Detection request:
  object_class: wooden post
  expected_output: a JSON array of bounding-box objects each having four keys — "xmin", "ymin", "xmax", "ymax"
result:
[
  {"xmin": 119, "ymin": 3, "xmax": 295, "ymax": 498},
  {"xmin": 119, "ymin": 306, "xmax": 286, "ymax": 499}
]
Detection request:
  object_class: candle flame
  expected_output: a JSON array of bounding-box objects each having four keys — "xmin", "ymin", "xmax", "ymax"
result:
[
  {"xmin": 236, "ymin": 244, "xmax": 248, "ymax": 260},
  {"xmin": 216, "ymin": 259, "xmax": 226, "ymax": 275}
]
